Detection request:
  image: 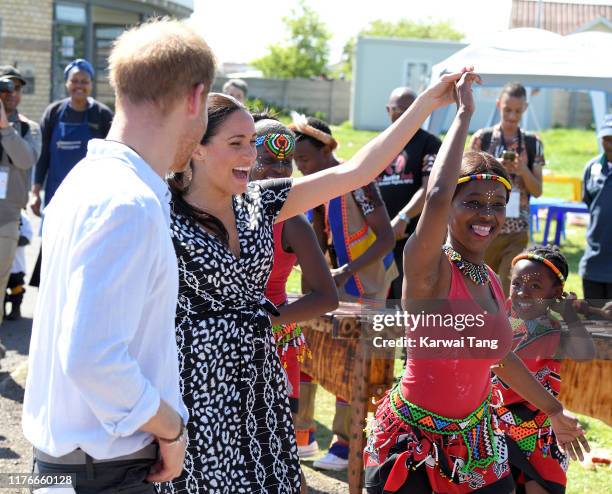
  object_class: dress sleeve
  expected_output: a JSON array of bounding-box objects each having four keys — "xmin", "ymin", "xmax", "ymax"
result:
[
  {"xmin": 351, "ymin": 181, "xmax": 383, "ymax": 217},
  {"xmin": 258, "ymin": 177, "xmax": 293, "ymax": 222}
]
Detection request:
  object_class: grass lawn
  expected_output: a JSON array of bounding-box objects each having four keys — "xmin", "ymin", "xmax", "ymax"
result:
[{"xmin": 290, "ymin": 125, "xmax": 610, "ymax": 491}]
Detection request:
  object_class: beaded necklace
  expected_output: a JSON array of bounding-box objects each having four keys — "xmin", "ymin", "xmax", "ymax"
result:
[{"xmin": 443, "ymin": 245, "xmax": 490, "ymax": 285}]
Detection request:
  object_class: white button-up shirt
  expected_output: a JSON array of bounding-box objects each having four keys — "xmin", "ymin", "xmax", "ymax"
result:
[{"xmin": 23, "ymin": 139, "xmax": 187, "ymax": 459}]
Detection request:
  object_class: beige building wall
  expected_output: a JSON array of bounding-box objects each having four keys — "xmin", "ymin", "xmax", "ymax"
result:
[{"xmin": 0, "ymin": 0, "xmax": 53, "ymax": 122}]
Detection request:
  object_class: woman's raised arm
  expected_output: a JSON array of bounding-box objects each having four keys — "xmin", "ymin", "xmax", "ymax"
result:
[{"xmin": 276, "ymin": 69, "xmax": 472, "ymax": 223}]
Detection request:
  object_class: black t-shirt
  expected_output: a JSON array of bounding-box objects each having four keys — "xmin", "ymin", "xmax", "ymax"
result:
[{"xmin": 376, "ymin": 128, "xmax": 441, "ymax": 233}]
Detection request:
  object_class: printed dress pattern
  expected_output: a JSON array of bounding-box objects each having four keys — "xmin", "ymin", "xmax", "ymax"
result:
[{"xmin": 160, "ymin": 178, "xmax": 300, "ymax": 494}]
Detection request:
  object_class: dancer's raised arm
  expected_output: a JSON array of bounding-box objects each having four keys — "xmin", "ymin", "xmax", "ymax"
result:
[
  {"xmin": 403, "ymin": 72, "xmax": 480, "ymax": 298},
  {"xmin": 277, "ymin": 69, "xmax": 472, "ymax": 222}
]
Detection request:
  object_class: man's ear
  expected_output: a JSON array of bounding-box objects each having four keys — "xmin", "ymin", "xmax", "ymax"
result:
[
  {"xmin": 192, "ymin": 142, "xmax": 206, "ymax": 162},
  {"xmin": 495, "ymin": 98, "xmax": 501, "ymax": 110},
  {"xmin": 187, "ymin": 83, "xmax": 207, "ymax": 118},
  {"xmin": 523, "ymin": 101, "xmax": 529, "ymax": 112}
]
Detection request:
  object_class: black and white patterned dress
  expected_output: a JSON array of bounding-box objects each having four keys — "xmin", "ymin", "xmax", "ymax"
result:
[{"xmin": 160, "ymin": 179, "xmax": 300, "ymax": 494}]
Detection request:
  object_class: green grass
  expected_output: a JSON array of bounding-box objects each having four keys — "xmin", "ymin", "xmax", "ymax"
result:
[{"xmin": 292, "ymin": 126, "xmax": 609, "ymax": 490}]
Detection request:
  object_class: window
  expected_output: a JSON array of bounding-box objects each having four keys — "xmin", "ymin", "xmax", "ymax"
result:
[
  {"xmin": 404, "ymin": 62, "xmax": 431, "ymax": 93},
  {"xmin": 52, "ymin": 2, "xmax": 87, "ymax": 100}
]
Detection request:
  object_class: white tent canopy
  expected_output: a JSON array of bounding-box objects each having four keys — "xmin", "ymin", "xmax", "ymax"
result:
[{"xmin": 426, "ymin": 28, "xmax": 612, "ymax": 134}]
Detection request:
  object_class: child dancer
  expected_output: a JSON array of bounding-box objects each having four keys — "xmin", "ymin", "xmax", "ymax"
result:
[{"xmin": 494, "ymin": 245, "xmax": 595, "ymax": 494}]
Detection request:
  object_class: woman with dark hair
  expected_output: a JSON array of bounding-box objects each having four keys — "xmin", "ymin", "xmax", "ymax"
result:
[{"xmin": 363, "ymin": 73, "xmax": 588, "ymax": 493}]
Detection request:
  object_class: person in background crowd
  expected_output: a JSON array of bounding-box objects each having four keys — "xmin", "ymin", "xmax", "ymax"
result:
[
  {"xmin": 250, "ymin": 114, "xmax": 338, "ymax": 493},
  {"xmin": 28, "ymin": 58, "xmax": 113, "ymax": 287},
  {"xmin": 22, "ymin": 19, "xmax": 215, "ymax": 492},
  {"xmin": 3, "ymin": 211, "xmax": 33, "ymax": 321},
  {"xmin": 378, "ymin": 86, "xmax": 441, "ymax": 301},
  {"xmin": 493, "ymin": 245, "xmax": 594, "ymax": 494},
  {"xmin": 0, "ymin": 65, "xmax": 40, "ymax": 326},
  {"xmin": 222, "ymin": 78, "xmax": 248, "ymax": 104},
  {"xmin": 470, "ymin": 82, "xmax": 545, "ymax": 295},
  {"xmin": 292, "ymin": 116, "xmax": 396, "ymax": 471},
  {"xmin": 579, "ymin": 114, "xmax": 612, "ymax": 309},
  {"xmin": 31, "ymin": 58, "xmax": 113, "ymax": 215}
]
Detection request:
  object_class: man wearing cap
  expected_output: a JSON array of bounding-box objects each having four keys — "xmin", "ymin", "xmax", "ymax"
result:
[
  {"xmin": 580, "ymin": 114, "xmax": 612, "ymax": 307},
  {"xmin": 0, "ymin": 65, "xmax": 40, "ymax": 325}
]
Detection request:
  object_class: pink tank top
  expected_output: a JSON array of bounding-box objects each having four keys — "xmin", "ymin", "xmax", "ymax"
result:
[
  {"xmin": 265, "ymin": 221, "xmax": 298, "ymax": 306},
  {"xmin": 400, "ymin": 261, "xmax": 513, "ymax": 417}
]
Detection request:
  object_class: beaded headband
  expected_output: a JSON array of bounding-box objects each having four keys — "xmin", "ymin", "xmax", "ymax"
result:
[
  {"xmin": 288, "ymin": 111, "xmax": 338, "ymax": 151},
  {"xmin": 511, "ymin": 253, "xmax": 566, "ymax": 286},
  {"xmin": 457, "ymin": 174, "xmax": 512, "ymax": 192},
  {"xmin": 255, "ymin": 133, "xmax": 295, "ymax": 160}
]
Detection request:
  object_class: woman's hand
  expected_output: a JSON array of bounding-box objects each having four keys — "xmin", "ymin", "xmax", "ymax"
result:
[
  {"xmin": 454, "ymin": 71, "xmax": 481, "ymax": 115},
  {"xmin": 424, "ymin": 66, "xmax": 477, "ymax": 110},
  {"xmin": 549, "ymin": 409, "xmax": 590, "ymax": 461}
]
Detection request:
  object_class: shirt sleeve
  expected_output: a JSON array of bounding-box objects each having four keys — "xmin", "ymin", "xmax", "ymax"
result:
[
  {"xmin": 0, "ymin": 119, "xmax": 39, "ymax": 170},
  {"xmin": 58, "ymin": 199, "xmax": 162, "ymax": 437},
  {"xmin": 351, "ymin": 181, "xmax": 383, "ymax": 217},
  {"xmin": 582, "ymin": 160, "xmax": 593, "ymax": 206},
  {"xmin": 533, "ymin": 135, "xmax": 545, "ymax": 167},
  {"xmin": 34, "ymin": 103, "xmax": 58, "ymax": 186},
  {"xmin": 259, "ymin": 177, "xmax": 293, "ymax": 222}
]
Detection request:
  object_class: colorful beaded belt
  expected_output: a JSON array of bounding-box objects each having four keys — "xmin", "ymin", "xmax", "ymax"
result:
[
  {"xmin": 272, "ymin": 323, "xmax": 310, "ymax": 362},
  {"xmin": 389, "ymin": 384, "xmax": 498, "ymax": 473}
]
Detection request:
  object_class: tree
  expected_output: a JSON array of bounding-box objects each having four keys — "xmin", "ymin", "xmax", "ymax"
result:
[
  {"xmin": 252, "ymin": 1, "xmax": 331, "ymax": 79},
  {"xmin": 336, "ymin": 19, "xmax": 463, "ymax": 79}
]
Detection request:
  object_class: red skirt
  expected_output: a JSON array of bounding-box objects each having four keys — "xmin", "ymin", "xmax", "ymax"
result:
[
  {"xmin": 364, "ymin": 388, "xmax": 514, "ymax": 494},
  {"xmin": 496, "ymin": 403, "xmax": 568, "ymax": 493}
]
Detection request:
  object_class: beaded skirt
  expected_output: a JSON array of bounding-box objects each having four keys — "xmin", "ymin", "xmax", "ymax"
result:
[{"xmin": 364, "ymin": 384, "xmax": 514, "ymax": 493}]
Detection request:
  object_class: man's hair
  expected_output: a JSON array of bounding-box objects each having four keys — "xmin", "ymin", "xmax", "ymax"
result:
[
  {"xmin": 222, "ymin": 79, "xmax": 248, "ymax": 96},
  {"xmin": 109, "ymin": 18, "xmax": 215, "ymax": 111},
  {"xmin": 499, "ymin": 82, "xmax": 527, "ymax": 100}
]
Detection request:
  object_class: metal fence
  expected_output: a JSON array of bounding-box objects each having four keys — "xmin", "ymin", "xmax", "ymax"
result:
[{"xmin": 213, "ymin": 77, "xmax": 351, "ymax": 124}]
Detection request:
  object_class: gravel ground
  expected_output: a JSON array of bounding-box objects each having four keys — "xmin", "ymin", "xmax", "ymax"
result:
[{"xmin": 0, "ymin": 215, "xmax": 350, "ymax": 493}]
